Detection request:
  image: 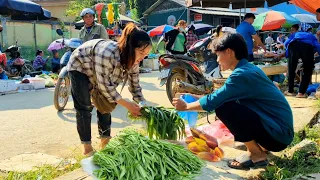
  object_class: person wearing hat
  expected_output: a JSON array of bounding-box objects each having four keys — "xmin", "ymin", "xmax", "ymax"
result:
[
  {"xmin": 186, "ymin": 25, "xmax": 198, "ymax": 50},
  {"xmin": 79, "ymin": 8, "xmax": 109, "ymax": 42}
]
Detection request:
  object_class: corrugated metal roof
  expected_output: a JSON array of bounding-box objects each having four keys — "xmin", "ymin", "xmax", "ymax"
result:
[{"xmin": 190, "ymin": 8, "xmax": 245, "ymax": 17}]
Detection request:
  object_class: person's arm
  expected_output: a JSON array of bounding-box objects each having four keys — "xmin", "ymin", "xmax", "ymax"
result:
[
  {"xmin": 127, "ymin": 64, "xmax": 146, "ymax": 103},
  {"xmin": 253, "ymin": 34, "xmax": 266, "ymax": 50},
  {"xmin": 100, "ymin": 25, "xmax": 109, "ymax": 40},
  {"xmin": 174, "ymin": 72, "xmax": 252, "ymax": 112}
]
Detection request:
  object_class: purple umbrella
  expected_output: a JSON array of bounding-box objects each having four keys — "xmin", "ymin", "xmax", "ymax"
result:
[
  {"xmin": 47, "ymin": 39, "xmax": 65, "ymax": 52},
  {"xmin": 188, "ymin": 23, "xmax": 214, "ymax": 36}
]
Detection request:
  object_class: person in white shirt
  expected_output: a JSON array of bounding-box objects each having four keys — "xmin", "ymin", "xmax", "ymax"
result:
[
  {"xmin": 265, "ymin": 33, "xmax": 274, "ymax": 45},
  {"xmin": 277, "ymin": 33, "xmax": 284, "ymax": 44}
]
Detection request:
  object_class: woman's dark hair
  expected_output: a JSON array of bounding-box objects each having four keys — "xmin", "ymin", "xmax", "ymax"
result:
[
  {"xmin": 118, "ymin": 23, "xmax": 151, "ymax": 69},
  {"xmin": 212, "ymin": 32, "xmax": 248, "ymax": 60},
  {"xmin": 316, "ymin": 8, "xmax": 320, "ymax": 13},
  {"xmin": 36, "ymin": 50, "xmax": 43, "ymax": 56}
]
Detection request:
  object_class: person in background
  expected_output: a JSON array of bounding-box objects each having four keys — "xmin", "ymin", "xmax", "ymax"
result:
[
  {"xmin": 284, "ymin": 25, "xmax": 320, "ymax": 98},
  {"xmin": 265, "ymin": 33, "xmax": 274, "ymax": 46},
  {"xmin": 79, "ymin": 8, "xmax": 108, "ymax": 42},
  {"xmin": 67, "ymin": 23, "xmax": 151, "ymax": 156},
  {"xmin": 186, "ymin": 25, "xmax": 198, "ymax": 50},
  {"xmin": 236, "ymin": 13, "xmax": 266, "ymax": 62},
  {"xmin": 173, "ymin": 33, "xmax": 293, "ymax": 170},
  {"xmin": 51, "ymin": 50, "xmax": 60, "ymax": 73},
  {"xmin": 0, "ymin": 65, "xmax": 8, "ymax": 80},
  {"xmin": 316, "ymin": 8, "xmax": 320, "ymax": 42},
  {"xmin": 277, "ymin": 33, "xmax": 284, "ymax": 44},
  {"xmin": 33, "ymin": 50, "xmax": 49, "ymax": 71},
  {"xmin": 164, "ymin": 20, "xmax": 187, "ymax": 55}
]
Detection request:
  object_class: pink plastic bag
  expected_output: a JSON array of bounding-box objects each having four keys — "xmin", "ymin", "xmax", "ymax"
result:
[{"xmin": 185, "ymin": 120, "xmax": 235, "ymax": 147}]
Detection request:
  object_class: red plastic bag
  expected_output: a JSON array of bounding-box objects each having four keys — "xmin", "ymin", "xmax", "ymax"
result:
[{"xmin": 185, "ymin": 120, "xmax": 234, "ymax": 147}]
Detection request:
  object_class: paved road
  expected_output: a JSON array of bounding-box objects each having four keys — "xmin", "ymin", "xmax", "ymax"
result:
[{"xmin": 0, "ymin": 71, "xmax": 173, "ymax": 161}]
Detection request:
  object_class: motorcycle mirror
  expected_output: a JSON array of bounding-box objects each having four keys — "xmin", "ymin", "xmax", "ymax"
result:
[{"xmin": 56, "ymin": 29, "xmax": 64, "ymax": 36}]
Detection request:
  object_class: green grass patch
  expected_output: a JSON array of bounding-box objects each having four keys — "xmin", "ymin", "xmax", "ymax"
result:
[
  {"xmin": 261, "ymin": 125, "xmax": 320, "ymax": 180},
  {"xmin": 1, "ymin": 152, "xmax": 84, "ymax": 180}
]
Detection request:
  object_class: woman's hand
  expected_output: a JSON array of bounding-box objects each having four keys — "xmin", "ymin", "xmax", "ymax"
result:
[
  {"xmin": 172, "ymin": 98, "xmax": 188, "ymax": 111},
  {"xmin": 126, "ymin": 101, "xmax": 142, "ymax": 116}
]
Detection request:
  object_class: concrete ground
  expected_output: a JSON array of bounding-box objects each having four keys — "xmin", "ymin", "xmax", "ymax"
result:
[{"xmin": 0, "ymin": 71, "xmax": 318, "ymax": 179}]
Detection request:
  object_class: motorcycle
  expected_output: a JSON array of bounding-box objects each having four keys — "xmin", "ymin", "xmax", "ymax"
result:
[
  {"xmin": 158, "ymin": 36, "xmax": 222, "ymax": 103},
  {"xmin": 2, "ymin": 40, "xmax": 34, "ymax": 77},
  {"xmin": 53, "ymin": 29, "xmax": 82, "ymax": 111}
]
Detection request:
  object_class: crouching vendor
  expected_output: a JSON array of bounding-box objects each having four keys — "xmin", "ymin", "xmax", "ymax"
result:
[{"xmin": 173, "ymin": 33, "xmax": 293, "ymax": 170}]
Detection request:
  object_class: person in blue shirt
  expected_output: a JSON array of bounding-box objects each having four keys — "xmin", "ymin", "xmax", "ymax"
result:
[
  {"xmin": 236, "ymin": 13, "xmax": 266, "ymax": 62},
  {"xmin": 173, "ymin": 33, "xmax": 293, "ymax": 170},
  {"xmin": 0, "ymin": 65, "xmax": 8, "ymax": 80},
  {"xmin": 51, "ymin": 50, "xmax": 60, "ymax": 73},
  {"xmin": 284, "ymin": 27, "xmax": 320, "ymax": 98}
]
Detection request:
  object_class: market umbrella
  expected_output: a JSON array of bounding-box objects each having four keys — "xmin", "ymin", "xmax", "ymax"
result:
[
  {"xmin": 291, "ymin": 14, "xmax": 319, "ymax": 24},
  {"xmin": 0, "ymin": 0, "xmax": 42, "ymax": 16},
  {"xmin": 11, "ymin": 8, "xmax": 51, "ymax": 20},
  {"xmin": 147, "ymin": 25, "xmax": 174, "ymax": 37},
  {"xmin": 253, "ymin": 11, "xmax": 300, "ymax": 31},
  {"xmin": 188, "ymin": 23, "xmax": 214, "ymax": 36},
  {"xmin": 291, "ymin": 0, "xmax": 320, "ymax": 14},
  {"xmin": 47, "ymin": 39, "xmax": 65, "ymax": 52},
  {"xmin": 74, "ymin": 14, "xmax": 140, "ymax": 30},
  {"xmin": 186, "ymin": 0, "xmax": 287, "ymax": 9}
]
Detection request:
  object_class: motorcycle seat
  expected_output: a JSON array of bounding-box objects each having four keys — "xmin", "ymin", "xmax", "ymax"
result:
[{"xmin": 171, "ymin": 54, "xmax": 197, "ymax": 62}]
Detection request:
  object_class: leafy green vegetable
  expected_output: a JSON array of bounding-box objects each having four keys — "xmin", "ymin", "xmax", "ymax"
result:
[
  {"xmin": 128, "ymin": 106, "xmax": 186, "ymax": 140},
  {"xmin": 93, "ymin": 129, "xmax": 204, "ymax": 180}
]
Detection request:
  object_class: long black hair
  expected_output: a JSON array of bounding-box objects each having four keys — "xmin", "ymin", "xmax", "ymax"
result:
[{"xmin": 118, "ymin": 23, "xmax": 151, "ymax": 70}]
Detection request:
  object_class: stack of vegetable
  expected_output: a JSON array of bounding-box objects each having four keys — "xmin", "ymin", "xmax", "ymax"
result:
[
  {"xmin": 93, "ymin": 129, "xmax": 204, "ymax": 180},
  {"xmin": 185, "ymin": 128, "xmax": 224, "ymax": 162},
  {"xmin": 128, "ymin": 106, "xmax": 186, "ymax": 140}
]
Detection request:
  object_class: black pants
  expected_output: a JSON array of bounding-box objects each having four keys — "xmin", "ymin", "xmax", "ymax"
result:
[
  {"xmin": 288, "ymin": 41, "xmax": 314, "ymax": 94},
  {"xmin": 216, "ymin": 101, "xmax": 288, "ymax": 152},
  {"xmin": 52, "ymin": 63, "xmax": 60, "ymax": 73},
  {"xmin": 69, "ymin": 71, "xmax": 112, "ymax": 144}
]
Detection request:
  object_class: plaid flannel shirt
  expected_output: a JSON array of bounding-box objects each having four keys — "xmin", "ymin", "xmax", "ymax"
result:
[
  {"xmin": 67, "ymin": 39, "xmax": 145, "ymax": 103},
  {"xmin": 186, "ymin": 33, "xmax": 198, "ymax": 49}
]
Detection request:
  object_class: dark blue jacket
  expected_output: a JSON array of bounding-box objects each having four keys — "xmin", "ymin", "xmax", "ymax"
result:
[{"xmin": 284, "ymin": 32, "xmax": 320, "ymax": 57}]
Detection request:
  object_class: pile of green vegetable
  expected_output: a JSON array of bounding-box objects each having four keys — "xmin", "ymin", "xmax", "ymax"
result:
[
  {"xmin": 93, "ymin": 129, "xmax": 204, "ymax": 180},
  {"xmin": 128, "ymin": 106, "xmax": 186, "ymax": 140}
]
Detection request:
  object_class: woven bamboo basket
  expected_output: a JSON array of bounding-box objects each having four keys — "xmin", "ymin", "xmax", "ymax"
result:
[
  {"xmin": 213, "ymin": 78, "xmax": 227, "ymax": 90},
  {"xmin": 261, "ymin": 65, "xmax": 287, "ymax": 76}
]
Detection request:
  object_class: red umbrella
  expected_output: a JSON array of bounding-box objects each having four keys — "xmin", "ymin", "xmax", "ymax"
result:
[
  {"xmin": 187, "ymin": 0, "xmax": 288, "ymax": 9},
  {"xmin": 147, "ymin": 25, "xmax": 175, "ymax": 37}
]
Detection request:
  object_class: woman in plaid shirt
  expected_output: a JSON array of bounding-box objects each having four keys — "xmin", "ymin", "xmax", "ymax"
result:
[{"xmin": 67, "ymin": 23, "xmax": 152, "ymax": 156}]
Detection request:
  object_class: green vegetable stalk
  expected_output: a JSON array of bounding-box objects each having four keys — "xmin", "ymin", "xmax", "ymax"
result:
[
  {"xmin": 93, "ymin": 129, "xmax": 204, "ymax": 180},
  {"xmin": 128, "ymin": 106, "xmax": 186, "ymax": 140}
]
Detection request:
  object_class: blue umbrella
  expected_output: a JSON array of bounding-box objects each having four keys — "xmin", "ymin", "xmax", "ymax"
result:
[
  {"xmin": 0, "ymin": 0, "xmax": 46, "ymax": 17},
  {"xmin": 11, "ymin": 8, "xmax": 51, "ymax": 20},
  {"xmin": 187, "ymin": 23, "xmax": 213, "ymax": 36},
  {"xmin": 291, "ymin": 14, "xmax": 319, "ymax": 25}
]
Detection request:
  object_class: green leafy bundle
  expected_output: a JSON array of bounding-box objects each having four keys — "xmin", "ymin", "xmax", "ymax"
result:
[
  {"xmin": 93, "ymin": 129, "xmax": 204, "ymax": 180},
  {"xmin": 128, "ymin": 106, "xmax": 186, "ymax": 140}
]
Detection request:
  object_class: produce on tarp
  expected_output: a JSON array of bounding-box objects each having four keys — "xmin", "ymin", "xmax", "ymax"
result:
[
  {"xmin": 185, "ymin": 128, "xmax": 224, "ymax": 162},
  {"xmin": 93, "ymin": 129, "xmax": 204, "ymax": 180},
  {"xmin": 128, "ymin": 106, "xmax": 186, "ymax": 140},
  {"xmin": 37, "ymin": 74, "xmax": 55, "ymax": 87}
]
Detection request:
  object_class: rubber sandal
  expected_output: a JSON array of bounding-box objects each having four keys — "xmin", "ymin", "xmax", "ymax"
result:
[
  {"xmin": 227, "ymin": 155, "xmax": 269, "ymax": 170},
  {"xmin": 295, "ymin": 94, "xmax": 307, "ymax": 98},
  {"xmin": 84, "ymin": 150, "xmax": 96, "ymax": 157},
  {"xmin": 284, "ymin": 91, "xmax": 296, "ymax": 97}
]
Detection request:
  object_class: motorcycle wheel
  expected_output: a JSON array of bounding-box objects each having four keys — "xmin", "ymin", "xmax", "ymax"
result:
[
  {"xmin": 166, "ymin": 72, "xmax": 188, "ymax": 104},
  {"xmin": 21, "ymin": 64, "xmax": 34, "ymax": 77},
  {"xmin": 54, "ymin": 76, "xmax": 71, "ymax": 111}
]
